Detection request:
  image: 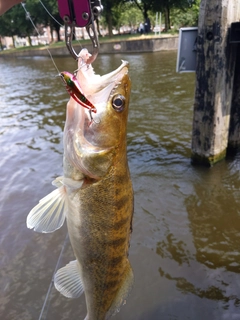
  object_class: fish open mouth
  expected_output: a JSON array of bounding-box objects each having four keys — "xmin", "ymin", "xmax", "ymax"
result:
[
  {"xmin": 76, "ymin": 50, "xmax": 129, "ymax": 137},
  {"xmin": 76, "ymin": 49, "xmax": 129, "ymax": 112}
]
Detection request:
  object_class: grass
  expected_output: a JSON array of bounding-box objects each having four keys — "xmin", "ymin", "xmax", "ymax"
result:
[{"xmin": 0, "ymin": 31, "xmax": 178, "ymax": 55}]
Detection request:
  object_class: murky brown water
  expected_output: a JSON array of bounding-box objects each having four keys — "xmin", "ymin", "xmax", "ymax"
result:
[{"xmin": 1, "ymin": 51, "xmax": 240, "ymax": 320}]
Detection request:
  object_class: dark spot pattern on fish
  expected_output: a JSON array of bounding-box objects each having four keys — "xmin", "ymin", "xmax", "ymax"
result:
[
  {"xmin": 107, "ymin": 268, "xmax": 121, "ymax": 278},
  {"xmin": 104, "ymin": 279, "xmax": 119, "ymax": 290},
  {"xmin": 115, "ymin": 194, "xmax": 129, "ymax": 210},
  {"xmin": 109, "ymin": 255, "xmax": 124, "ymax": 266},
  {"xmin": 108, "ymin": 237, "xmax": 126, "ymax": 248},
  {"xmin": 113, "ymin": 216, "xmax": 130, "ymax": 231}
]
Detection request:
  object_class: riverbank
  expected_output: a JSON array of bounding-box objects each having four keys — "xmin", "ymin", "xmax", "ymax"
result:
[{"xmin": 0, "ymin": 34, "xmax": 178, "ymax": 58}]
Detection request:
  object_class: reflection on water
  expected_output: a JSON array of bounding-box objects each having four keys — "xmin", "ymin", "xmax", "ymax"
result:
[
  {"xmin": 187, "ymin": 178, "xmax": 240, "ymax": 273},
  {"xmin": 1, "ymin": 52, "xmax": 240, "ymax": 320}
]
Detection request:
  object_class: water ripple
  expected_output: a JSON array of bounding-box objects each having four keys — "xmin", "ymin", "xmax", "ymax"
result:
[{"xmin": 1, "ymin": 52, "xmax": 240, "ymax": 320}]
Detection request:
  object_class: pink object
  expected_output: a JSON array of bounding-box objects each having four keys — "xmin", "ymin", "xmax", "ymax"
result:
[
  {"xmin": 57, "ymin": 0, "xmax": 72, "ymax": 23},
  {"xmin": 57, "ymin": 0, "xmax": 91, "ymax": 27},
  {"xmin": 73, "ymin": 0, "xmax": 91, "ymax": 27}
]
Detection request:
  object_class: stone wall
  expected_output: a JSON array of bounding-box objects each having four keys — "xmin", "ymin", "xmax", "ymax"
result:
[
  {"xmin": 0, "ymin": 36, "xmax": 178, "ymax": 58},
  {"xmin": 98, "ymin": 36, "xmax": 178, "ymax": 54}
]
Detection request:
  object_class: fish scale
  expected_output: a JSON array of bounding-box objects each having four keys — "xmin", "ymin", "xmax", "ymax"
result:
[{"xmin": 67, "ymin": 167, "xmax": 133, "ymax": 315}]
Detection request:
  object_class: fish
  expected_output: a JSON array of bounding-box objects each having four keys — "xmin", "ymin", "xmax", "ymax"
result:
[{"xmin": 26, "ymin": 48, "xmax": 134, "ymax": 320}]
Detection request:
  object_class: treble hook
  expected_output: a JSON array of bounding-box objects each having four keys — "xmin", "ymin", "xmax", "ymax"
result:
[{"xmin": 57, "ymin": 0, "xmax": 102, "ymax": 63}]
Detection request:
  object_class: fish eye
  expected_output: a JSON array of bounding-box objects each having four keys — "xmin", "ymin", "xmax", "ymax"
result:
[{"xmin": 112, "ymin": 94, "xmax": 125, "ymax": 112}]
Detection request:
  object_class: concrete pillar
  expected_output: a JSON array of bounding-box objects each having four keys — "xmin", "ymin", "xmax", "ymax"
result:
[
  {"xmin": 228, "ymin": 44, "xmax": 240, "ymax": 150},
  {"xmin": 191, "ymin": 0, "xmax": 239, "ymax": 166}
]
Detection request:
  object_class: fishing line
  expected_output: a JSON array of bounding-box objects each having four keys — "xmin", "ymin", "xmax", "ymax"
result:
[
  {"xmin": 38, "ymin": 233, "xmax": 69, "ymax": 320},
  {"xmin": 22, "ymin": 1, "xmax": 85, "ymax": 76},
  {"xmin": 37, "ymin": 0, "xmax": 83, "ymax": 51},
  {"xmin": 21, "ymin": 2, "xmax": 61, "ymax": 75},
  {"xmin": 21, "ymin": 3, "xmax": 75, "ymax": 318},
  {"xmin": 23, "ymin": 1, "xmax": 98, "ymax": 123},
  {"xmin": 38, "ymin": 0, "xmax": 63, "ymax": 28}
]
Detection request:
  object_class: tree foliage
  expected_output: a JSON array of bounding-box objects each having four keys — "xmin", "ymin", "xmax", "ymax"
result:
[
  {"xmin": 101, "ymin": 0, "xmax": 124, "ymax": 36},
  {"xmin": 36, "ymin": 0, "xmax": 62, "ymax": 41},
  {"xmin": 171, "ymin": 0, "xmax": 200, "ymax": 28},
  {"xmin": 0, "ymin": 0, "xmax": 62, "ymax": 45},
  {"xmin": 0, "ymin": 0, "xmax": 200, "ymax": 47},
  {"xmin": 130, "ymin": 0, "xmax": 198, "ymax": 31},
  {"xmin": 129, "ymin": 0, "xmax": 155, "ymax": 19},
  {"xmin": 0, "ymin": 3, "xmax": 35, "ymax": 47}
]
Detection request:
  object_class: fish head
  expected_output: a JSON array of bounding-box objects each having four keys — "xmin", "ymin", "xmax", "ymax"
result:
[
  {"xmin": 85, "ymin": 71, "xmax": 131, "ymax": 150},
  {"xmin": 64, "ymin": 54, "xmax": 131, "ymax": 180}
]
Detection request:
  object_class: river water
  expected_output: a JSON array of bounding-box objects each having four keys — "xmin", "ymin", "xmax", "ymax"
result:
[{"xmin": 1, "ymin": 50, "xmax": 240, "ymax": 320}]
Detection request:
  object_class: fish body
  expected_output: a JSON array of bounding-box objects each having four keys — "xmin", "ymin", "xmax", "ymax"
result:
[{"xmin": 27, "ymin": 50, "xmax": 133, "ymax": 319}]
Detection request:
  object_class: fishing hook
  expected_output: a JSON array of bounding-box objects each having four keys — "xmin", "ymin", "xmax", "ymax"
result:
[{"xmin": 89, "ymin": 109, "xmax": 100, "ymax": 125}]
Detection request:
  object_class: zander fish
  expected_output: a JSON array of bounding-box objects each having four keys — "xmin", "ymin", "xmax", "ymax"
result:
[{"xmin": 27, "ymin": 49, "xmax": 134, "ymax": 320}]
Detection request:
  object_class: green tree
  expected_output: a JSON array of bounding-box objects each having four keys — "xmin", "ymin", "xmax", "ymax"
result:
[
  {"xmin": 127, "ymin": 0, "xmax": 197, "ymax": 31},
  {"xmin": 151, "ymin": 0, "xmax": 197, "ymax": 31},
  {"xmin": 38, "ymin": 0, "xmax": 62, "ymax": 42},
  {"xmin": 119, "ymin": 3, "xmax": 143, "ymax": 30},
  {"xmin": 101, "ymin": 0, "xmax": 123, "ymax": 36},
  {"xmin": 26, "ymin": 0, "xmax": 62, "ymax": 42},
  {"xmin": 0, "ymin": 0, "xmax": 63, "ymax": 46},
  {"xmin": 0, "ymin": 3, "xmax": 36, "ymax": 47},
  {"xmin": 171, "ymin": 0, "xmax": 200, "ymax": 28}
]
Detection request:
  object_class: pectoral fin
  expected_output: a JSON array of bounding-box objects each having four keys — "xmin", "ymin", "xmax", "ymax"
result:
[
  {"xmin": 54, "ymin": 260, "xmax": 84, "ymax": 298},
  {"xmin": 52, "ymin": 176, "xmax": 84, "ymax": 190},
  {"xmin": 26, "ymin": 185, "xmax": 67, "ymax": 233}
]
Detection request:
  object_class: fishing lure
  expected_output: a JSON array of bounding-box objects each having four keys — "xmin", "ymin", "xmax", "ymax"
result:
[
  {"xmin": 21, "ymin": 3, "xmax": 98, "ymax": 118},
  {"xmin": 60, "ymin": 71, "xmax": 97, "ymax": 113}
]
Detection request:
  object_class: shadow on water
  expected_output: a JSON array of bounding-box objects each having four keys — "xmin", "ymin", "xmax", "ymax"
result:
[
  {"xmin": 154, "ymin": 160, "xmax": 240, "ymax": 318},
  {"xmin": 1, "ymin": 51, "xmax": 240, "ymax": 320}
]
